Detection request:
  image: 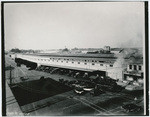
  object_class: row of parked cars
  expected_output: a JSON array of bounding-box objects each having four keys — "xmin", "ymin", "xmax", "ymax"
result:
[
  {"xmin": 59, "ymin": 79, "xmax": 105, "ymax": 96},
  {"xmin": 37, "ymin": 66, "xmax": 75, "ymax": 75},
  {"xmin": 121, "ymin": 103, "xmax": 142, "ymax": 113},
  {"xmin": 117, "ymin": 80, "xmax": 144, "ymax": 91},
  {"xmin": 37, "ymin": 64, "xmax": 125, "ymax": 95},
  {"xmin": 36, "ymin": 66, "xmax": 143, "ymax": 113},
  {"xmin": 58, "ymin": 78, "xmax": 124, "ymax": 96},
  {"xmin": 58, "ymin": 78, "xmax": 143, "ymax": 113},
  {"xmin": 36, "ymin": 66, "xmax": 91, "ymax": 81}
]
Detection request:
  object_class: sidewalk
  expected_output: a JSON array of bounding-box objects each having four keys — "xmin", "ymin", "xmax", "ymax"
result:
[{"xmin": 6, "ymin": 83, "xmax": 24, "ymax": 116}]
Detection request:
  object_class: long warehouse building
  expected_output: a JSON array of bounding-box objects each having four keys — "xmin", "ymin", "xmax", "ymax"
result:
[{"xmin": 10, "ymin": 52, "xmax": 130, "ymax": 81}]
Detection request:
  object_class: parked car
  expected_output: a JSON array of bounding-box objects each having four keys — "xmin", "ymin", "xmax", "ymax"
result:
[
  {"xmin": 28, "ymin": 67, "xmax": 35, "ymax": 70},
  {"xmin": 117, "ymin": 80, "xmax": 130, "ymax": 87},
  {"xmin": 83, "ymin": 83, "xmax": 95, "ymax": 91},
  {"xmin": 44, "ymin": 67, "xmax": 50, "ymax": 72},
  {"xmin": 98, "ymin": 83, "xmax": 124, "ymax": 92},
  {"xmin": 20, "ymin": 77, "xmax": 29, "ymax": 81},
  {"xmin": 74, "ymin": 87, "xmax": 85, "ymax": 95},
  {"xmin": 125, "ymin": 85, "xmax": 143, "ymax": 91},
  {"xmin": 38, "ymin": 66, "xmax": 45, "ymax": 71},
  {"xmin": 83, "ymin": 87, "xmax": 94, "ymax": 92},
  {"xmin": 68, "ymin": 80, "xmax": 78, "ymax": 84},
  {"xmin": 90, "ymin": 88, "xmax": 105, "ymax": 96},
  {"xmin": 71, "ymin": 80, "xmax": 86, "ymax": 88},
  {"xmin": 59, "ymin": 79, "xmax": 64, "ymax": 83},
  {"xmin": 121, "ymin": 103, "xmax": 142, "ymax": 112},
  {"xmin": 63, "ymin": 80, "xmax": 69, "ymax": 85},
  {"xmin": 67, "ymin": 80, "xmax": 78, "ymax": 87}
]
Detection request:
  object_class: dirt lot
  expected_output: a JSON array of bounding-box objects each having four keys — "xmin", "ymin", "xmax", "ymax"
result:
[{"xmin": 11, "ymin": 78, "xmax": 72, "ymax": 106}]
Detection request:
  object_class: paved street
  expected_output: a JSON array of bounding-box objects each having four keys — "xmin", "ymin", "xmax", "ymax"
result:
[{"xmin": 5, "ymin": 55, "xmax": 144, "ymax": 116}]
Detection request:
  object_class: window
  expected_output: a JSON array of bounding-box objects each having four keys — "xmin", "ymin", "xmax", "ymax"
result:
[
  {"xmin": 129, "ymin": 65, "xmax": 132, "ymax": 69},
  {"xmin": 134, "ymin": 65, "xmax": 137, "ymax": 70},
  {"xmin": 139, "ymin": 65, "xmax": 141, "ymax": 70},
  {"xmin": 61, "ymin": 61, "xmax": 63, "ymax": 62},
  {"xmin": 92, "ymin": 60, "xmax": 94, "ymax": 62},
  {"xmin": 66, "ymin": 61, "xmax": 68, "ymax": 63},
  {"xmin": 85, "ymin": 63, "xmax": 87, "ymax": 65},
  {"xmin": 78, "ymin": 62, "xmax": 80, "ymax": 64},
  {"xmin": 141, "ymin": 73, "xmax": 143, "ymax": 77},
  {"xmin": 95, "ymin": 61, "xmax": 97, "ymax": 62},
  {"xmin": 85, "ymin": 60, "xmax": 87, "ymax": 62},
  {"xmin": 72, "ymin": 62, "xmax": 74, "ymax": 63},
  {"xmin": 92, "ymin": 63, "xmax": 95, "ymax": 65},
  {"xmin": 100, "ymin": 64, "xmax": 103, "ymax": 66},
  {"xmin": 57, "ymin": 60, "xmax": 58, "ymax": 62},
  {"xmin": 110, "ymin": 65, "xmax": 113, "ymax": 67}
]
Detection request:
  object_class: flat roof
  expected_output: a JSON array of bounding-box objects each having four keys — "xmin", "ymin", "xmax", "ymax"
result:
[{"xmin": 22, "ymin": 53, "xmax": 116, "ymax": 58}]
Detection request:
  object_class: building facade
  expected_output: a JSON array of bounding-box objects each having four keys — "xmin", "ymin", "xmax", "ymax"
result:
[{"xmin": 123, "ymin": 56, "xmax": 143, "ymax": 84}]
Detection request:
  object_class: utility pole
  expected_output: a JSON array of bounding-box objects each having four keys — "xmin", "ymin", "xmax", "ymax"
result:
[
  {"xmin": 105, "ymin": 64, "xmax": 108, "ymax": 77},
  {"xmin": 9, "ymin": 65, "xmax": 12, "ymax": 86}
]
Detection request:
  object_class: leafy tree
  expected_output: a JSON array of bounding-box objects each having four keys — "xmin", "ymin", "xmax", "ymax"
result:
[{"xmin": 10, "ymin": 48, "xmax": 21, "ymax": 53}]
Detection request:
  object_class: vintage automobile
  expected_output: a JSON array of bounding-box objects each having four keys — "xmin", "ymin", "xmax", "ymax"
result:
[
  {"xmin": 20, "ymin": 77, "xmax": 29, "ymax": 81},
  {"xmin": 121, "ymin": 103, "xmax": 142, "ymax": 112},
  {"xmin": 74, "ymin": 87, "xmax": 85, "ymax": 95},
  {"xmin": 90, "ymin": 88, "xmax": 105, "ymax": 96},
  {"xmin": 97, "ymin": 83, "xmax": 124, "ymax": 92},
  {"xmin": 83, "ymin": 82, "xmax": 95, "ymax": 91},
  {"xmin": 72, "ymin": 80, "xmax": 86, "ymax": 88},
  {"xmin": 125, "ymin": 84, "xmax": 143, "ymax": 91}
]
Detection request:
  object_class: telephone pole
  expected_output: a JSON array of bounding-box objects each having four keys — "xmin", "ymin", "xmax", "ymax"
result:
[{"xmin": 9, "ymin": 65, "xmax": 12, "ymax": 86}]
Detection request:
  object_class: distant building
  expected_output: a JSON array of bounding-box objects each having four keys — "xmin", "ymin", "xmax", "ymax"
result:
[
  {"xmin": 111, "ymin": 48, "xmax": 124, "ymax": 54},
  {"xmin": 104, "ymin": 46, "xmax": 111, "ymax": 53},
  {"xmin": 123, "ymin": 54, "xmax": 143, "ymax": 83}
]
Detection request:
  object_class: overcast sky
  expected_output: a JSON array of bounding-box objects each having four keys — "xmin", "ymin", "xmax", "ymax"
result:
[{"xmin": 4, "ymin": 2, "xmax": 144, "ymax": 50}]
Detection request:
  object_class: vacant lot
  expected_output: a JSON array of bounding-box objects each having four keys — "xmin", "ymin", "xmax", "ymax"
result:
[{"xmin": 11, "ymin": 78, "xmax": 72, "ymax": 106}]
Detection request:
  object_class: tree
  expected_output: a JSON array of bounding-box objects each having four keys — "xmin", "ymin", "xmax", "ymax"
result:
[{"xmin": 10, "ymin": 48, "xmax": 21, "ymax": 53}]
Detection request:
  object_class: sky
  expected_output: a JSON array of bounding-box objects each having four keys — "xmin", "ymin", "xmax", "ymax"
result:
[{"xmin": 4, "ymin": 2, "xmax": 145, "ymax": 50}]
